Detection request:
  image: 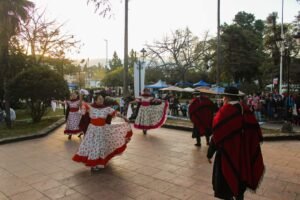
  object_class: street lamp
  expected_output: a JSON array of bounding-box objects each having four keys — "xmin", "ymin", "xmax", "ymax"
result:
[
  {"xmin": 276, "ymin": 37, "xmax": 284, "ymax": 95},
  {"xmin": 138, "ymin": 48, "xmax": 147, "ymax": 95},
  {"xmin": 276, "ymin": 38, "xmax": 293, "ymax": 119}
]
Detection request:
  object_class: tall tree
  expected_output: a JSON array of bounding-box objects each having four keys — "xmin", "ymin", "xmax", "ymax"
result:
[
  {"xmin": 19, "ymin": 8, "xmax": 80, "ymax": 66},
  {"xmin": 263, "ymin": 12, "xmax": 299, "ymax": 88},
  {"xmin": 221, "ymin": 12, "xmax": 265, "ymax": 85},
  {"xmin": 0, "ymin": 0, "xmax": 34, "ymax": 128},
  {"xmin": 263, "ymin": 12, "xmax": 281, "ymax": 84},
  {"xmin": 147, "ymin": 28, "xmax": 209, "ymax": 81},
  {"xmin": 128, "ymin": 49, "xmax": 137, "ymax": 69},
  {"xmin": 109, "ymin": 51, "xmax": 122, "ymax": 70}
]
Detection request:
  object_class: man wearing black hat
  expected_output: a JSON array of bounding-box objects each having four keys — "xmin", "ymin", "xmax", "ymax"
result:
[
  {"xmin": 189, "ymin": 91, "xmax": 215, "ymax": 147},
  {"xmin": 207, "ymin": 86, "xmax": 265, "ymax": 200}
]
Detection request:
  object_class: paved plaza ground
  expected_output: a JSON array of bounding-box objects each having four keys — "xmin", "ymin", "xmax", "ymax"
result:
[{"xmin": 0, "ymin": 125, "xmax": 299, "ymax": 200}]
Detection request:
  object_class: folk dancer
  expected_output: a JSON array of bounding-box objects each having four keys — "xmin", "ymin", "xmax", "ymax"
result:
[
  {"xmin": 133, "ymin": 88, "xmax": 168, "ymax": 134},
  {"xmin": 207, "ymin": 86, "xmax": 265, "ymax": 200},
  {"xmin": 189, "ymin": 91, "xmax": 215, "ymax": 147},
  {"xmin": 73, "ymin": 94, "xmax": 132, "ymax": 172},
  {"xmin": 64, "ymin": 91, "xmax": 83, "ymax": 140}
]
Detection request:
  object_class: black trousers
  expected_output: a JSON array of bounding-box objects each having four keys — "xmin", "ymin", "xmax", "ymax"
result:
[{"xmin": 193, "ymin": 126, "xmax": 210, "ymax": 145}]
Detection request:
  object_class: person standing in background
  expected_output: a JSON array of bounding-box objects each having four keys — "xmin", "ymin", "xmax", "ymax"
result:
[{"xmin": 189, "ymin": 91, "xmax": 214, "ymax": 147}]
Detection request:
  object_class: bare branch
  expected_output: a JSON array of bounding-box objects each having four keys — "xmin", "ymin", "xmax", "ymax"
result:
[
  {"xmin": 145, "ymin": 28, "xmax": 209, "ymax": 80},
  {"xmin": 18, "ymin": 8, "xmax": 81, "ymax": 64},
  {"xmin": 87, "ymin": 0, "xmax": 113, "ymax": 18}
]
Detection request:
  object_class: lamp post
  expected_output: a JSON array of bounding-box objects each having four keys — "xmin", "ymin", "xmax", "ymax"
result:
[
  {"xmin": 138, "ymin": 48, "xmax": 147, "ymax": 95},
  {"xmin": 285, "ymin": 46, "xmax": 290, "ymax": 118},
  {"xmin": 276, "ymin": 37, "xmax": 284, "ymax": 95}
]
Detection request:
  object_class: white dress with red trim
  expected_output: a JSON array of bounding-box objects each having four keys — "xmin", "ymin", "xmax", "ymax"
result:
[
  {"xmin": 64, "ymin": 99, "xmax": 82, "ymax": 135},
  {"xmin": 72, "ymin": 106, "xmax": 132, "ymax": 167},
  {"xmin": 134, "ymin": 96, "xmax": 168, "ymax": 130}
]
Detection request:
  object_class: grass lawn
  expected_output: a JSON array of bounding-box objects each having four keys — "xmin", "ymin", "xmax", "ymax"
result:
[
  {"xmin": 0, "ymin": 108, "xmax": 65, "ymax": 140},
  {"xmin": 16, "ymin": 109, "xmax": 64, "ymax": 120},
  {"xmin": 0, "ymin": 117, "xmax": 62, "ymax": 139}
]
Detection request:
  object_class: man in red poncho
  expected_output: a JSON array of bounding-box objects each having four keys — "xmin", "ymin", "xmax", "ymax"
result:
[
  {"xmin": 189, "ymin": 91, "xmax": 215, "ymax": 147},
  {"xmin": 207, "ymin": 86, "xmax": 265, "ymax": 200}
]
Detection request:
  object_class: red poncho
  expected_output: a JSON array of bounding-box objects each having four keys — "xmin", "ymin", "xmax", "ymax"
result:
[
  {"xmin": 212, "ymin": 103, "xmax": 265, "ymax": 196},
  {"xmin": 188, "ymin": 95, "xmax": 214, "ymax": 135}
]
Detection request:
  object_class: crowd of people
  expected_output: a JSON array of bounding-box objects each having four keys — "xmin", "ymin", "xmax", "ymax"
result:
[
  {"xmin": 245, "ymin": 92, "xmax": 300, "ymax": 125},
  {"xmin": 157, "ymin": 90, "xmax": 300, "ymax": 127}
]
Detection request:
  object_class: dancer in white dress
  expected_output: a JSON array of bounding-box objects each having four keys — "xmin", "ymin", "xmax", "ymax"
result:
[
  {"xmin": 73, "ymin": 94, "xmax": 132, "ymax": 171},
  {"xmin": 133, "ymin": 88, "xmax": 168, "ymax": 134},
  {"xmin": 64, "ymin": 91, "xmax": 83, "ymax": 140}
]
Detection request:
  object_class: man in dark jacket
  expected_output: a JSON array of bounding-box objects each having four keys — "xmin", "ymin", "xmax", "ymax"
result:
[{"xmin": 207, "ymin": 86, "xmax": 265, "ymax": 200}]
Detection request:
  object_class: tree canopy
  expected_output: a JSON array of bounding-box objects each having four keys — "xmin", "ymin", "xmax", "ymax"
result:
[{"xmin": 9, "ymin": 67, "xmax": 69, "ymax": 122}]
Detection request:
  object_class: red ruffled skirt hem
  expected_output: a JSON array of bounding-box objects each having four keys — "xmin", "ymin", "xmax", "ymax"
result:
[
  {"xmin": 72, "ymin": 145, "xmax": 127, "ymax": 167},
  {"xmin": 134, "ymin": 102, "xmax": 168, "ymax": 130},
  {"xmin": 72, "ymin": 130, "xmax": 133, "ymax": 167}
]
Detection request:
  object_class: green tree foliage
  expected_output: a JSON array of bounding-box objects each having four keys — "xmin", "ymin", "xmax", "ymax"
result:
[
  {"xmin": 263, "ymin": 12, "xmax": 299, "ymax": 87},
  {"xmin": 145, "ymin": 66, "xmax": 165, "ymax": 83},
  {"xmin": 262, "ymin": 12, "xmax": 281, "ymax": 84},
  {"xmin": 102, "ymin": 67, "xmax": 133, "ymax": 87},
  {"xmin": 9, "ymin": 67, "xmax": 69, "ymax": 122},
  {"xmin": 129, "ymin": 49, "xmax": 137, "ymax": 69},
  {"xmin": 102, "ymin": 68, "xmax": 123, "ymax": 87},
  {"xmin": 109, "ymin": 51, "xmax": 122, "ymax": 70},
  {"xmin": 221, "ymin": 11, "xmax": 265, "ymax": 84},
  {"xmin": 0, "ymin": 0, "xmax": 34, "ymax": 127}
]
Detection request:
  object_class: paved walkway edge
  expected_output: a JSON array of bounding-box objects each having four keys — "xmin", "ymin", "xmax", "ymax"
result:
[
  {"xmin": 0, "ymin": 118, "xmax": 65, "ymax": 145},
  {"xmin": 1, "ymin": 120, "xmax": 299, "ymax": 144},
  {"xmin": 162, "ymin": 124, "xmax": 300, "ymax": 141}
]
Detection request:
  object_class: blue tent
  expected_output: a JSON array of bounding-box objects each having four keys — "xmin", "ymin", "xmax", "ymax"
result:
[
  {"xmin": 210, "ymin": 86, "xmax": 225, "ymax": 94},
  {"xmin": 175, "ymin": 81, "xmax": 193, "ymax": 87},
  {"xmin": 145, "ymin": 80, "xmax": 168, "ymax": 89},
  {"xmin": 193, "ymin": 80, "xmax": 211, "ymax": 87},
  {"xmin": 68, "ymin": 83, "xmax": 78, "ymax": 90}
]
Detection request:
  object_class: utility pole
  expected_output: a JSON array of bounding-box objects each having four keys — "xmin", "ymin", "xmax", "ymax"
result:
[
  {"xmin": 279, "ymin": 0, "xmax": 284, "ymax": 94},
  {"xmin": 104, "ymin": 39, "xmax": 108, "ymax": 69},
  {"xmin": 216, "ymin": 0, "xmax": 221, "ymax": 86},
  {"xmin": 123, "ymin": 0, "xmax": 129, "ymax": 96}
]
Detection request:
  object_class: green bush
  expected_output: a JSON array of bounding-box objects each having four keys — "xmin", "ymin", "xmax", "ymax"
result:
[{"xmin": 9, "ymin": 67, "xmax": 69, "ymax": 122}]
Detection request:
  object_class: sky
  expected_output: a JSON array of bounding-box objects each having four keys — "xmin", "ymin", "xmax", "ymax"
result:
[{"xmin": 31, "ymin": 0, "xmax": 300, "ymax": 61}]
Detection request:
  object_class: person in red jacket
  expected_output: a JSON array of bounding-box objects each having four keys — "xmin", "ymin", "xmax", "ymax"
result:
[
  {"xmin": 188, "ymin": 91, "xmax": 215, "ymax": 146},
  {"xmin": 207, "ymin": 86, "xmax": 265, "ymax": 200}
]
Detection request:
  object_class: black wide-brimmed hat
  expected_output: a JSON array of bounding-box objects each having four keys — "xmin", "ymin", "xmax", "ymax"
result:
[{"xmin": 223, "ymin": 86, "xmax": 244, "ymax": 96}]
